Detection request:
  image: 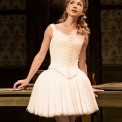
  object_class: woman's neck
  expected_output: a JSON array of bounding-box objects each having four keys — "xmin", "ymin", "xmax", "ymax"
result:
[
  {"xmin": 63, "ymin": 21, "xmax": 77, "ymax": 30},
  {"xmin": 63, "ymin": 16, "xmax": 78, "ymax": 29},
  {"xmin": 61, "ymin": 21, "xmax": 77, "ymax": 35}
]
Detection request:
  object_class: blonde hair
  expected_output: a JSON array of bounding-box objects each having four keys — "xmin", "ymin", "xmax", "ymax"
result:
[{"xmin": 58, "ymin": 0, "xmax": 90, "ymax": 35}]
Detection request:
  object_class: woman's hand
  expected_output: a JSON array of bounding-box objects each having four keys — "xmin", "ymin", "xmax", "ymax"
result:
[
  {"xmin": 93, "ymin": 88, "xmax": 104, "ymax": 92},
  {"xmin": 13, "ymin": 79, "xmax": 29, "ymax": 90},
  {"xmin": 93, "ymin": 88, "xmax": 104, "ymax": 97}
]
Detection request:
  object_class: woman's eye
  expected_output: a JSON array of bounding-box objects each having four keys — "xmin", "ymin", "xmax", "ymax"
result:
[
  {"xmin": 77, "ymin": 3, "xmax": 82, "ymax": 6},
  {"xmin": 70, "ymin": 1, "xmax": 74, "ymax": 4}
]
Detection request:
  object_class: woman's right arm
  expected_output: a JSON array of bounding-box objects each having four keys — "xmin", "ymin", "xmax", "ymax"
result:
[{"xmin": 13, "ymin": 25, "xmax": 53, "ymax": 89}]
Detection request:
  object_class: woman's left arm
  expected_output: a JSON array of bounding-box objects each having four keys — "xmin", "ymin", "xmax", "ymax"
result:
[
  {"xmin": 79, "ymin": 36, "xmax": 104, "ymax": 93},
  {"xmin": 78, "ymin": 35, "xmax": 89, "ymax": 75}
]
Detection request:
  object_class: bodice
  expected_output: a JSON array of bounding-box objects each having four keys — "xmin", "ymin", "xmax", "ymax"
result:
[{"xmin": 48, "ymin": 24, "xmax": 85, "ymax": 78}]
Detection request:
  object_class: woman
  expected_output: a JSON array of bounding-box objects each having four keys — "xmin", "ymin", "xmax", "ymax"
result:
[{"xmin": 13, "ymin": 0, "xmax": 101, "ymax": 122}]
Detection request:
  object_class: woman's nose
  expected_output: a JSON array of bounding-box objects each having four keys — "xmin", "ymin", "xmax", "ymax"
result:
[{"xmin": 73, "ymin": 3, "xmax": 77, "ymax": 8}]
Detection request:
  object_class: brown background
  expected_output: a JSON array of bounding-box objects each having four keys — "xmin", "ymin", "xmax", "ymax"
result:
[{"xmin": 0, "ymin": 0, "xmax": 122, "ymax": 122}]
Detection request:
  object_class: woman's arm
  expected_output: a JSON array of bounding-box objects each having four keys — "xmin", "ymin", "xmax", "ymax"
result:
[
  {"xmin": 13, "ymin": 25, "xmax": 53, "ymax": 89},
  {"xmin": 78, "ymin": 35, "xmax": 89, "ymax": 75},
  {"xmin": 79, "ymin": 36, "xmax": 104, "ymax": 93}
]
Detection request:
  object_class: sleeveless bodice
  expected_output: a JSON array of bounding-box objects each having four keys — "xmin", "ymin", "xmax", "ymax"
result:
[{"xmin": 48, "ymin": 24, "xmax": 85, "ymax": 78}]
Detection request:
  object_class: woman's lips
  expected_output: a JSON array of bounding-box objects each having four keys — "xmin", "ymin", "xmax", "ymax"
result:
[{"xmin": 71, "ymin": 10, "xmax": 77, "ymax": 13}]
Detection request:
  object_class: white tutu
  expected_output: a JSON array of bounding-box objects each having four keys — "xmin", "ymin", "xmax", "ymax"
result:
[{"xmin": 27, "ymin": 69, "xmax": 98, "ymax": 117}]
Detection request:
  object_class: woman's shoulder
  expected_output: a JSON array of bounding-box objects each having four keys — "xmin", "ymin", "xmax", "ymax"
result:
[
  {"xmin": 50, "ymin": 23, "xmax": 62, "ymax": 28},
  {"xmin": 44, "ymin": 23, "xmax": 62, "ymax": 38},
  {"xmin": 43, "ymin": 24, "xmax": 54, "ymax": 38},
  {"xmin": 47, "ymin": 23, "xmax": 63, "ymax": 32}
]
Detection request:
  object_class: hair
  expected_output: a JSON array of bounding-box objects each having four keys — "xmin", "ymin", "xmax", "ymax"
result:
[{"xmin": 58, "ymin": 0, "xmax": 90, "ymax": 36}]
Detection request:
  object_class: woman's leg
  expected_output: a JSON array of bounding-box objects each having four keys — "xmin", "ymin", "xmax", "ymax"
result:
[
  {"xmin": 69, "ymin": 115, "xmax": 76, "ymax": 122},
  {"xmin": 55, "ymin": 116, "xmax": 69, "ymax": 122}
]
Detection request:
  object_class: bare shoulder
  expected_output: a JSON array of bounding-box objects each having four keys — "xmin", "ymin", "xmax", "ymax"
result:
[
  {"xmin": 54, "ymin": 23, "xmax": 63, "ymax": 29},
  {"xmin": 44, "ymin": 24, "xmax": 53, "ymax": 38},
  {"xmin": 45, "ymin": 24, "xmax": 53, "ymax": 34},
  {"xmin": 45, "ymin": 23, "xmax": 62, "ymax": 38}
]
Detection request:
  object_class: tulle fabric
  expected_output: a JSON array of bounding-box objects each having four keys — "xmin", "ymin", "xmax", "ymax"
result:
[{"xmin": 27, "ymin": 69, "xmax": 98, "ymax": 117}]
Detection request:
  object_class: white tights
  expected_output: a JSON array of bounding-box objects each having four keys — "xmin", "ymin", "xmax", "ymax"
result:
[{"xmin": 55, "ymin": 115, "xmax": 76, "ymax": 122}]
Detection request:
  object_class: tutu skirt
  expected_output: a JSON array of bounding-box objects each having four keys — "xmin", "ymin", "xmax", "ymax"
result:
[{"xmin": 27, "ymin": 69, "xmax": 98, "ymax": 117}]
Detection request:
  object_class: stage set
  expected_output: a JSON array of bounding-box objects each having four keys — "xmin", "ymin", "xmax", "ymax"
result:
[{"xmin": 0, "ymin": 82, "xmax": 122, "ymax": 122}]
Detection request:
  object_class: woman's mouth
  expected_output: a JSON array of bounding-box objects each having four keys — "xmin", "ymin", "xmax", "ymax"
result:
[{"xmin": 71, "ymin": 10, "xmax": 77, "ymax": 13}]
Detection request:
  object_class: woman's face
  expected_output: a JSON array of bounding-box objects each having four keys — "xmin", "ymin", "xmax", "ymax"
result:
[{"xmin": 66, "ymin": 0, "xmax": 84, "ymax": 17}]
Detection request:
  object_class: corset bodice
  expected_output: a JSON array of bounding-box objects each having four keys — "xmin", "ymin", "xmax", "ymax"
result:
[{"xmin": 48, "ymin": 24, "xmax": 85, "ymax": 78}]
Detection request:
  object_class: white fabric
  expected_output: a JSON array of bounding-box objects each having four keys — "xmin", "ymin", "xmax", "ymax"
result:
[{"xmin": 27, "ymin": 24, "xmax": 99, "ymax": 117}]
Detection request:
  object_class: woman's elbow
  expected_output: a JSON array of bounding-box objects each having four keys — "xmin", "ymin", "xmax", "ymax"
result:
[
  {"xmin": 79, "ymin": 63, "xmax": 87, "ymax": 75},
  {"xmin": 35, "ymin": 52, "xmax": 45, "ymax": 62}
]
